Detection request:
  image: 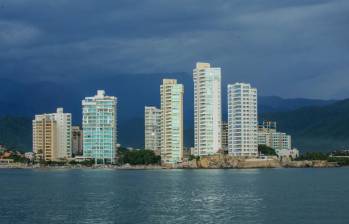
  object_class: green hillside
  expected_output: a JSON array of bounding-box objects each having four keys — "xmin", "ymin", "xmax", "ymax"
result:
[
  {"xmin": 261, "ymin": 99, "xmax": 349, "ymax": 152},
  {"xmin": 0, "ymin": 116, "xmax": 32, "ymax": 151},
  {"xmin": 1, "ymin": 99, "xmax": 348, "ymax": 153}
]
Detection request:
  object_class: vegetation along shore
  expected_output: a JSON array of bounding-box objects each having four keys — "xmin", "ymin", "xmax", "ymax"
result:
[{"xmin": 1, "ymin": 147, "xmax": 347, "ymax": 169}]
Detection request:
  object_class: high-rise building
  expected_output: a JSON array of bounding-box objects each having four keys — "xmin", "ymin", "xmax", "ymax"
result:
[
  {"xmin": 193, "ymin": 62, "xmax": 222, "ymax": 156},
  {"xmin": 160, "ymin": 79, "xmax": 184, "ymax": 164},
  {"xmin": 32, "ymin": 108, "xmax": 72, "ymax": 161},
  {"xmin": 72, "ymin": 126, "xmax": 83, "ymax": 156},
  {"xmin": 228, "ymin": 83, "xmax": 258, "ymax": 156},
  {"xmin": 82, "ymin": 90, "xmax": 117, "ymax": 164},
  {"xmin": 33, "ymin": 115, "xmax": 56, "ymax": 161},
  {"xmin": 144, "ymin": 106, "xmax": 161, "ymax": 152},
  {"xmin": 53, "ymin": 108, "xmax": 72, "ymax": 159},
  {"xmin": 221, "ymin": 122, "xmax": 229, "ymax": 151}
]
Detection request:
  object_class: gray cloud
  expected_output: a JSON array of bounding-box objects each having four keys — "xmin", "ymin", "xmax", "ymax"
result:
[
  {"xmin": 0, "ymin": 0, "xmax": 348, "ymax": 99},
  {"xmin": 0, "ymin": 20, "xmax": 41, "ymax": 46}
]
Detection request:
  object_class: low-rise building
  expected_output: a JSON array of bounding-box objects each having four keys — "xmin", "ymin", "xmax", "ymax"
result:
[
  {"xmin": 24, "ymin": 152, "xmax": 35, "ymax": 161},
  {"xmin": 277, "ymin": 148, "xmax": 299, "ymax": 159},
  {"xmin": 221, "ymin": 122, "xmax": 228, "ymax": 152},
  {"xmin": 72, "ymin": 126, "xmax": 83, "ymax": 156},
  {"xmin": 0, "ymin": 159, "xmax": 14, "ymax": 165},
  {"xmin": 258, "ymin": 121, "xmax": 298, "ymax": 158}
]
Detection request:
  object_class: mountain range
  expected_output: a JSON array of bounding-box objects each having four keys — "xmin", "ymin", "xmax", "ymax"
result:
[
  {"xmin": 261, "ymin": 99, "xmax": 349, "ymax": 152},
  {"xmin": 0, "ymin": 76, "xmax": 342, "ymax": 152}
]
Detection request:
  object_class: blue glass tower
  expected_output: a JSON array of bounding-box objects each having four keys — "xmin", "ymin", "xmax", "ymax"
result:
[{"xmin": 82, "ymin": 90, "xmax": 117, "ymax": 164}]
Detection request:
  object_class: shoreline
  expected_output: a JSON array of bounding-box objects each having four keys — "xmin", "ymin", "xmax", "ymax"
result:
[{"xmin": 0, "ymin": 160, "xmax": 342, "ymax": 170}]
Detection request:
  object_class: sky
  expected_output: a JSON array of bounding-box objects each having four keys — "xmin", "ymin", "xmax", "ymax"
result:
[{"xmin": 0, "ymin": 0, "xmax": 349, "ymax": 99}]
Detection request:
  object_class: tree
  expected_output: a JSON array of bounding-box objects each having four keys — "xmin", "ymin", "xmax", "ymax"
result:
[
  {"xmin": 258, "ymin": 145, "xmax": 277, "ymax": 156},
  {"xmin": 296, "ymin": 152, "xmax": 328, "ymax": 161},
  {"xmin": 117, "ymin": 148, "xmax": 161, "ymax": 165}
]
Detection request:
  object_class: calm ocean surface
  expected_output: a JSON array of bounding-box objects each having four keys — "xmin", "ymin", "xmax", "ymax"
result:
[{"xmin": 1, "ymin": 168, "xmax": 349, "ymax": 224}]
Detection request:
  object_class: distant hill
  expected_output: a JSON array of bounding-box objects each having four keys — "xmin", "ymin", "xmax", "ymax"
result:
[
  {"xmin": 0, "ymin": 77, "xmax": 336, "ymax": 122},
  {"xmin": 0, "ymin": 97, "xmax": 341, "ymax": 153},
  {"xmin": 258, "ymin": 96, "xmax": 336, "ymax": 113},
  {"xmin": 261, "ymin": 99, "xmax": 349, "ymax": 152},
  {"xmin": 0, "ymin": 116, "xmax": 32, "ymax": 151},
  {"xmin": 0, "ymin": 77, "xmax": 340, "ymax": 152}
]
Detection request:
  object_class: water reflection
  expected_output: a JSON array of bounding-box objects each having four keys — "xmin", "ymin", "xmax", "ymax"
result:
[{"xmin": 1, "ymin": 169, "xmax": 349, "ymax": 224}]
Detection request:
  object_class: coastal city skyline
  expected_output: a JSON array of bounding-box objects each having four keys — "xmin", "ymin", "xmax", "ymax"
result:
[
  {"xmin": 1, "ymin": 1, "xmax": 348, "ymax": 224},
  {"xmin": 30, "ymin": 62, "xmax": 299, "ymax": 164},
  {"xmin": 0, "ymin": 0, "xmax": 349, "ymax": 224}
]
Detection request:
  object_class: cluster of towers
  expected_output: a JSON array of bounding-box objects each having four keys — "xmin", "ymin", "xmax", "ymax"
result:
[
  {"xmin": 33, "ymin": 62, "xmax": 258, "ymax": 164},
  {"xmin": 145, "ymin": 62, "xmax": 258, "ymax": 164},
  {"xmin": 33, "ymin": 90, "xmax": 117, "ymax": 164}
]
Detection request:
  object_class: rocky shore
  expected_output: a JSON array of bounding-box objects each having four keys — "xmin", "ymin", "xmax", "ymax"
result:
[
  {"xmin": 0, "ymin": 155, "xmax": 340, "ymax": 169},
  {"xmin": 179, "ymin": 155, "xmax": 339, "ymax": 169}
]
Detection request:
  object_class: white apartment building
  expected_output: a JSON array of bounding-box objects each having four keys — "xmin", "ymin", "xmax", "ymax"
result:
[
  {"xmin": 193, "ymin": 62, "xmax": 222, "ymax": 156},
  {"xmin": 144, "ymin": 106, "xmax": 161, "ymax": 151},
  {"xmin": 160, "ymin": 79, "xmax": 184, "ymax": 164},
  {"xmin": 228, "ymin": 83, "xmax": 258, "ymax": 156},
  {"xmin": 32, "ymin": 108, "xmax": 72, "ymax": 161},
  {"xmin": 54, "ymin": 108, "xmax": 72, "ymax": 159},
  {"xmin": 82, "ymin": 90, "xmax": 117, "ymax": 164}
]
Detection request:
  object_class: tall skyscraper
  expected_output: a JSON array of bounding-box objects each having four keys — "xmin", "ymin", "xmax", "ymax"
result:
[
  {"xmin": 228, "ymin": 83, "xmax": 258, "ymax": 156},
  {"xmin": 193, "ymin": 62, "xmax": 222, "ymax": 156},
  {"xmin": 32, "ymin": 108, "xmax": 72, "ymax": 161},
  {"xmin": 82, "ymin": 90, "xmax": 117, "ymax": 164},
  {"xmin": 72, "ymin": 126, "xmax": 83, "ymax": 156},
  {"xmin": 160, "ymin": 79, "xmax": 184, "ymax": 164},
  {"xmin": 144, "ymin": 106, "xmax": 161, "ymax": 152}
]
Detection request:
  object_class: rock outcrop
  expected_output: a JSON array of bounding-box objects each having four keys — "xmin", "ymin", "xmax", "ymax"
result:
[{"xmin": 182, "ymin": 155, "xmax": 338, "ymax": 169}]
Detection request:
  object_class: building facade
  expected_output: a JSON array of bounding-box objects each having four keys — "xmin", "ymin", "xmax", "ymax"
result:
[
  {"xmin": 53, "ymin": 108, "xmax": 72, "ymax": 159},
  {"xmin": 144, "ymin": 106, "xmax": 161, "ymax": 152},
  {"xmin": 82, "ymin": 90, "xmax": 117, "ymax": 164},
  {"xmin": 258, "ymin": 121, "xmax": 277, "ymax": 147},
  {"xmin": 32, "ymin": 108, "xmax": 72, "ymax": 161},
  {"xmin": 221, "ymin": 122, "xmax": 228, "ymax": 152},
  {"xmin": 72, "ymin": 126, "xmax": 83, "ymax": 156},
  {"xmin": 160, "ymin": 79, "xmax": 184, "ymax": 164},
  {"xmin": 228, "ymin": 83, "xmax": 258, "ymax": 156},
  {"xmin": 271, "ymin": 132, "xmax": 291, "ymax": 152},
  {"xmin": 193, "ymin": 62, "xmax": 222, "ymax": 156},
  {"xmin": 258, "ymin": 121, "xmax": 295, "ymax": 157},
  {"xmin": 33, "ymin": 114, "xmax": 56, "ymax": 161}
]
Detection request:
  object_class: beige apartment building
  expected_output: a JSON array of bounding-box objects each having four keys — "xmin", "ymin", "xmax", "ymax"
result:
[
  {"xmin": 32, "ymin": 115, "xmax": 57, "ymax": 161},
  {"xmin": 32, "ymin": 108, "xmax": 72, "ymax": 161}
]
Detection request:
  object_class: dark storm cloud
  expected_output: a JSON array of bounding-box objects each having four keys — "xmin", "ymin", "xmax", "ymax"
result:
[{"xmin": 0, "ymin": 0, "xmax": 348, "ymax": 98}]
